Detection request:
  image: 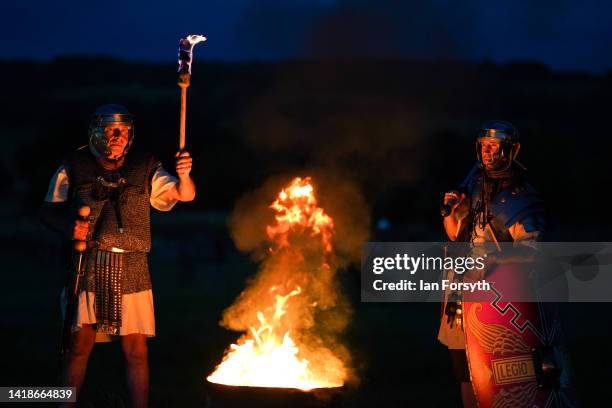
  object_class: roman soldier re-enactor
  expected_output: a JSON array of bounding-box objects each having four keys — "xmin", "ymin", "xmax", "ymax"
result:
[
  {"xmin": 439, "ymin": 121, "xmax": 546, "ymax": 407},
  {"xmin": 40, "ymin": 104, "xmax": 195, "ymax": 408}
]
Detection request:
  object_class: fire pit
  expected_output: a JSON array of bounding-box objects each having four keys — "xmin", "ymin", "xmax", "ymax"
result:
[
  {"xmin": 205, "ymin": 177, "xmax": 352, "ymax": 407},
  {"xmin": 205, "ymin": 381, "xmax": 344, "ymax": 408}
]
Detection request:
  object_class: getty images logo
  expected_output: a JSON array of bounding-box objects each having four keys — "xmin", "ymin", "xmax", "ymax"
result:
[{"xmin": 372, "ymin": 253, "xmax": 487, "ymax": 275}]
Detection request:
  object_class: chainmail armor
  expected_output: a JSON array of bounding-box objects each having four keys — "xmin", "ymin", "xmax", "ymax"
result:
[{"xmin": 65, "ymin": 146, "xmax": 158, "ymax": 294}]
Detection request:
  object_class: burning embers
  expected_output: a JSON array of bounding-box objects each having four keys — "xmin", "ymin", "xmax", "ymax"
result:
[{"xmin": 207, "ymin": 177, "xmax": 349, "ymax": 391}]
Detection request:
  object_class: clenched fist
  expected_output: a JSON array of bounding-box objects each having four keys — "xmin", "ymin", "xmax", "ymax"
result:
[
  {"xmin": 175, "ymin": 151, "xmax": 193, "ymax": 178},
  {"xmin": 443, "ymin": 191, "xmax": 465, "ymax": 215}
]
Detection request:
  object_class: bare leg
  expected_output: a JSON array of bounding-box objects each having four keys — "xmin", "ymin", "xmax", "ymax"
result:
[
  {"xmin": 59, "ymin": 324, "xmax": 96, "ymax": 407},
  {"xmin": 461, "ymin": 382, "xmax": 478, "ymax": 408},
  {"xmin": 122, "ymin": 334, "xmax": 149, "ymax": 408}
]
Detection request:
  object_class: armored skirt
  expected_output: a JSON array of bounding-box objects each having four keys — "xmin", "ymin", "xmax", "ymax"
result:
[
  {"xmin": 63, "ymin": 289, "xmax": 155, "ymax": 341},
  {"xmin": 62, "ymin": 249, "xmax": 157, "ymax": 341}
]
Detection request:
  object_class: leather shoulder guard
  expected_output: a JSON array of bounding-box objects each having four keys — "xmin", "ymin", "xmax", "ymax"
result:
[{"xmin": 490, "ymin": 182, "xmax": 546, "ymax": 233}]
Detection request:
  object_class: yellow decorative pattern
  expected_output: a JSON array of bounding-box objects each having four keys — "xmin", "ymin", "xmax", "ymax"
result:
[{"xmin": 467, "ymin": 303, "xmax": 530, "ymax": 356}]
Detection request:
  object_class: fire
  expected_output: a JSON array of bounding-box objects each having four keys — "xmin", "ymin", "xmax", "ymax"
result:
[
  {"xmin": 207, "ymin": 286, "xmax": 338, "ymax": 390},
  {"xmin": 267, "ymin": 177, "xmax": 334, "ymax": 253},
  {"xmin": 207, "ymin": 177, "xmax": 347, "ymax": 390}
]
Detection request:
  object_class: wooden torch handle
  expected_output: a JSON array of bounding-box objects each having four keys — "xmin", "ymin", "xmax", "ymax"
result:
[{"xmin": 178, "ymin": 73, "xmax": 191, "ymax": 151}]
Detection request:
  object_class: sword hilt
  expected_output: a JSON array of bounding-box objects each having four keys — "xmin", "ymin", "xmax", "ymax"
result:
[
  {"xmin": 73, "ymin": 205, "xmax": 90, "ymax": 252},
  {"xmin": 72, "ymin": 206, "xmax": 90, "ymax": 295},
  {"xmin": 61, "ymin": 206, "xmax": 91, "ymax": 357}
]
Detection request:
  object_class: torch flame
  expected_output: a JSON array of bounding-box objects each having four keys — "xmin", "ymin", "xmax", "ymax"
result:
[
  {"xmin": 185, "ymin": 34, "xmax": 207, "ymax": 45},
  {"xmin": 178, "ymin": 34, "xmax": 207, "ymax": 74},
  {"xmin": 207, "ymin": 177, "xmax": 346, "ymax": 390}
]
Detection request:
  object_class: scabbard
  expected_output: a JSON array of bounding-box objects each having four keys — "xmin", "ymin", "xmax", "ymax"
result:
[{"xmin": 60, "ymin": 250, "xmax": 85, "ymax": 357}]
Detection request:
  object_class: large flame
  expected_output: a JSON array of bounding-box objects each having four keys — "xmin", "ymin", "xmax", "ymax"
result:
[
  {"xmin": 267, "ymin": 177, "xmax": 334, "ymax": 254},
  {"xmin": 207, "ymin": 177, "xmax": 347, "ymax": 390}
]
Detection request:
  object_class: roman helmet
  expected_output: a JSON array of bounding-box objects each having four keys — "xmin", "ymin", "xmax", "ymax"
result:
[
  {"xmin": 88, "ymin": 104, "xmax": 135, "ymax": 160},
  {"xmin": 475, "ymin": 120, "xmax": 520, "ymax": 172}
]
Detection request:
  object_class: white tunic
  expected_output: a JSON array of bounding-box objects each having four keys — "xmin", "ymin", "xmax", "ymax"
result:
[{"xmin": 46, "ymin": 164, "xmax": 179, "ymax": 339}]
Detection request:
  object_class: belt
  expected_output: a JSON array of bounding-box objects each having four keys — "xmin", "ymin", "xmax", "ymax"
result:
[{"xmin": 88, "ymin": 241, "xmax": 131, "ymax": 253}]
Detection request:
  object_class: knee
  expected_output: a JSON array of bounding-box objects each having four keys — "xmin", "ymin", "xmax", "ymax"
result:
[
  {"xmin": 124, "ymin": 345, "xmax": 148, "ymax": 365},
  {"xmin": 122, "ymin": 336, "xmax": 148, "ymax": 364}
]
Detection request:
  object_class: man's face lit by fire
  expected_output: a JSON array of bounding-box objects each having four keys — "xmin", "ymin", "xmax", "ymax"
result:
[
  {"xmin": 480, "ymin": 137, "xmax": 501, "ymax": 167},
  {"xmin": 104, "ymin": 124, "xmax": 130, "ymax": 159}
]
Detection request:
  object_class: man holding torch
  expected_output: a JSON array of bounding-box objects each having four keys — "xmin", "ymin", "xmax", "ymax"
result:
[{"xmin": 40, "ymin": 103, "xmax": 195, "ymax": 407}]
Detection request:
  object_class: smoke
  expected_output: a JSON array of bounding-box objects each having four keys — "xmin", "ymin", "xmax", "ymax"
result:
[{"xmin": 222, "ymin": 175, "xmax": 369, "ymax": 385}]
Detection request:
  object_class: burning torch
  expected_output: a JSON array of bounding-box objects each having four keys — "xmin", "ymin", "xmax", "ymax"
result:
[{"xmin": 177, "ymin": 34, "xmax": 206, "ymax": 151}]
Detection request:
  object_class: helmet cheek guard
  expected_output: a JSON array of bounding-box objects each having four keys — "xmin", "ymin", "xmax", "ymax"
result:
[
  {"xmin": 89, "ymin": 127, "xmax": 111, "ymax": 158},
  {"xmin": 88, "ymin": 104, "xmax": 135, "ymax": 160}
]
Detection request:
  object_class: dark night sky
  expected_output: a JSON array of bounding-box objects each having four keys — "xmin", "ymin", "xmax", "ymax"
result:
[{"xmin": 2, "ymin": 0, "xmax": 611, "ymax": 73}]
